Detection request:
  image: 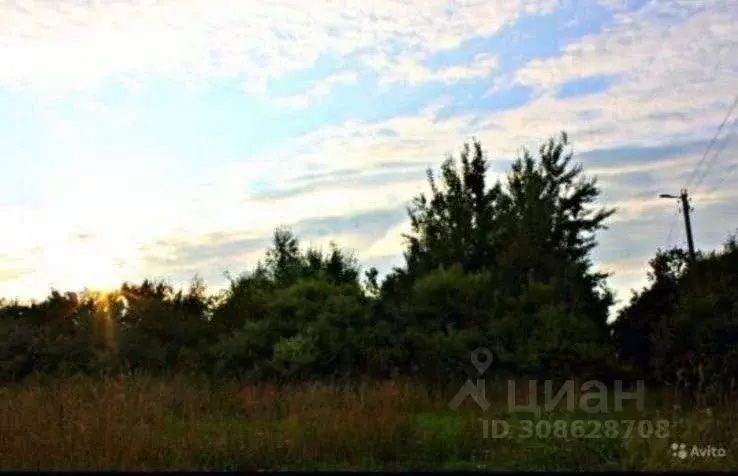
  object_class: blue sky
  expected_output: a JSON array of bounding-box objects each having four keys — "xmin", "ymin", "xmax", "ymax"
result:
[{"xmin": 1, "ymin": 0, "xmax": 737, "ymax": 315}]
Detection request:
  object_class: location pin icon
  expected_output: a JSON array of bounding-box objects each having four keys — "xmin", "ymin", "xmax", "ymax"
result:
[{"xmin": 471, "ymin": 347, "xmax": 494, "ymax": 375}]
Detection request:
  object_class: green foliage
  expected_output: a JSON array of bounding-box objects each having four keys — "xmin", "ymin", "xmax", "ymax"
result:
[
  {"xmin": 389, "ymin": 132, "xmax": 616, "ymax": 379},
  {"xmin": 271, "ymin": 333, "xmax": 318, "ymax": 379},
  {"xmin": 612, "ymin": 232, "xmax": 738, "ymax": 390},
  {"xmin": 0, "ymin": 317, "xmax": 34, "ymax": 381},
  {"xmin": 208, "ymin": 320, "xmax": 275, "ymax": 380},
  {"xmin": 612, "ymin": 248, "xmax": 688, "ymax": 379},
  {"xmin": 403, "ymin": 139, "xmax": 503, "ymax": 275},
  {"xmin": 1, "ymin": 133, "xmax": 734, "ymax": 392}
]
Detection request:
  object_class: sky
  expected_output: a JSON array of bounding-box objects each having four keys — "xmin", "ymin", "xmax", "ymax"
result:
[{"xmin": 1, "ymin": 0, "xmax": 737, "ymax": 315}]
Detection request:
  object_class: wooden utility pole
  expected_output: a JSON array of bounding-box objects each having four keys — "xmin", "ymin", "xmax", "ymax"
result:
[{"xmin": 660, "ymin": 189, "xmax": 696, "ymax": 264}]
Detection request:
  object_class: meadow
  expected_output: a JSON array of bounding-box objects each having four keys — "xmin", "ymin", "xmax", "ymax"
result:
[{"xmin": 0, "ymin": 375, "xmax": 735, "ymax": 471}]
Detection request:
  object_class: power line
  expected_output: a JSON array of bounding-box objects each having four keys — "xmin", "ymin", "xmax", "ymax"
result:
[
  {"xmin": 702, "ymin": 119, "xmax": 738, "ymax": 195},
  {"xmin": 707, "ymin": 162, "xmax": 738, "ymax": 195},
  {"xmin": 685, "ymin": 93, "xmax": 738, "ymax": 190},
  {"xmin": 695, "ymin": 117, "xmax": 738, "ymax": 193},
  {"xmin": 664, "ymin": 206, "xmax": 681, "ymax": 249},
  {"xmin": 660, "ymin": 94, "xmax": 738, "ymax": 259}
]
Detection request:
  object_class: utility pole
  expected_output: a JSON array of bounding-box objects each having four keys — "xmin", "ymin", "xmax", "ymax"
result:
[{"xmin": 660, "ymin": 189, "xmax": 697, "ymax": 264}]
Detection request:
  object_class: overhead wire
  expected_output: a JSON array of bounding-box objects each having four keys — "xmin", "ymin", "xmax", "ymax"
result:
[
  {"xmin": 686, "ymin": 93, "xmax": 738, "ymax": 191},
  {"xmin": 661, "ymin": 93, "xmax": 738, "ymax": 250},
  {"xmin": 664, "ymin": 206, "xmax": 681, "ymax": 250},
  {"xmin": 702, "ymin": 117, "xmax": 738, "ymax": 195}
]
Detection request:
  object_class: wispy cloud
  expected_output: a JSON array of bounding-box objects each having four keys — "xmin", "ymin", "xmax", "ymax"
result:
[
  {"xmin": 274, "ymin": 71, "xmax": 358, "ymax": 110},
  {"xmin": 376, "ymin": 53, "xmax": 499, "ymax": 87},
  {"xmin": 0, "ymin": 0, "xmax": 554, "ymax": 99}
]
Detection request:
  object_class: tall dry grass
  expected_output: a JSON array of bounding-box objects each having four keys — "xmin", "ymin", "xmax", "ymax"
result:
[
  {"xmin": 0, "ymin": 375, "xmax": 431, "ymax": 470},
  {"xmin": 0, "ymin": 375, "xmax": 735, "ymax": 470}
]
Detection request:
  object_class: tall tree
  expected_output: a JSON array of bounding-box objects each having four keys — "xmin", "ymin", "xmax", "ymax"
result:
[
  {"xmin": 387, "ymin": 133, "xmax": 616, "ymax": 377},
  {"xmin": 403, "ymin": 139, "xmax": 503, "ymax": 276},
  {"xmin": 265, "ymin": 227, "xmax": 303, "ymax": 286},
  {"xmin": 649, "ymin": 234, "xmax": 738, "ymax": 385},
  {"xmin": 496, "ymin": 132, "xmax": 615, "ymax": 335},
  {"xmin": 610, "ymin": 247, "xmax": 689, "ymax": 378}
]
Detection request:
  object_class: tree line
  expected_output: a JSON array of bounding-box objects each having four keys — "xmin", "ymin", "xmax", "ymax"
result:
[{"xmin": 1, "ymin": 132, "xmax": 736, "ymax": 389}]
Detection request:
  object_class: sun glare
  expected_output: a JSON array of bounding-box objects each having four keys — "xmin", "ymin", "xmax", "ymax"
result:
[{"xmin": 37, "ymin": 234, "xmax": 139, "ymax": 294}]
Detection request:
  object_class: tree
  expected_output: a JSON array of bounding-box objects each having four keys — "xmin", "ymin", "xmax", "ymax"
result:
[
  {"xmin": 383, "ymin": 133, "xmax": 616, "ymax": 378},
  {"xmin": 264, "ymin": 227, "xmax": 303, "ymax": 286},
  {"xmin": 208, "ymin": 227, "xmax": 370, "ymax": 381},
  {"xmin": 610, "ymin": 248, "xmax": 688, "ymax": 379},
  {"xmin": 403, "ymin": 139, "xmax": 503, "ymax": 276},
  {"xmin": 613, "ymin": 233, "xmax": 738, "ymax": 391},
  {"xmin": 117, "ymin": 278, "xmax": 214, "ymax": 374},
  {"xmin": 651, "ymin": 234, "xmax": 738, "ymax": 386},
  {"xmin": 495, "ymin": 132, "xmax": 615, "ymax": 330}
]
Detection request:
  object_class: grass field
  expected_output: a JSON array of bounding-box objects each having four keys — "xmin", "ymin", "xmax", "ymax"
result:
[{"xmin": 0, "ymin": 375, "xmax": 735, "ymax": 471}]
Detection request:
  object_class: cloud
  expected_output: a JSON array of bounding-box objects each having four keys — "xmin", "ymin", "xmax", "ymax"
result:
[
  {"xmin": 514, "ymin": 1, "xmax": 733, "ymax": 91},
  {"xmin": 510, "ymin": 0, "xmax": 738, "ymax": 141},
  {"xmin": 274, "ymin": 71, "xmax": 358, "ymax": 110},
  {"xmin": 130, "ymin": 207, "xmax": 411, "ymax": 293},
  {"xmin": 0, "ymin": 0, "xmax": 555, "ymax": 100},
  {"xmin": 376, "ymin": 53, "xmax": 498, "ymax": 87},
  {"xmin": 230, "ymin": 103, "xmax": 482, "ymax": 185},
  {"xmin": 292, "ymin": 207, "xmax": 408, "ymax": 242},
  {"xmin": 249, "ymin": 163, "xmax": 429, "ymax": 201},
  {"xmin": 360, "ymin": 221, "xmax": 413, "ymax": 262},
  {"xmin": 0, "ymin": 255, "xmax": 30, "ymax": 283}
]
